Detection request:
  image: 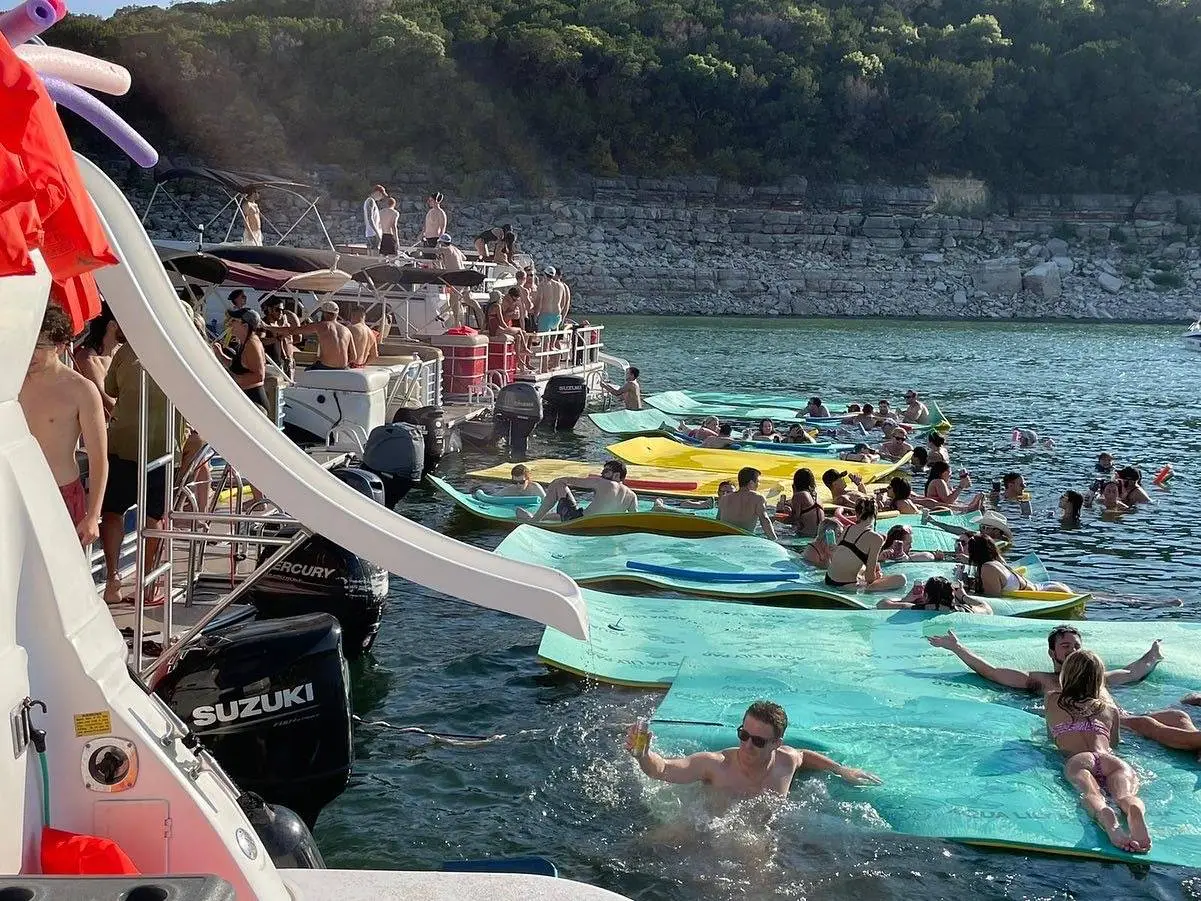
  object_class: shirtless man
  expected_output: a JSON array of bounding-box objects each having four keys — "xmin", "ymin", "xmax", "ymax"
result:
[
  {"xmin": 842, "ymin": 403, "xmax": 879, "ymax": 432},
  {"xmin": 516, "ymin": 459, "xmax": 637, "ymax": 523},
  {"xmin": 435, "ymin": 234, "xmax": 467, "ymax": 271},
  {"xmin": 19, "ymin": 304, "xmax": 108, "ymax": 546},
  {"xmin": 902, "ymin": 390, "xmax": 930, "ymax": 425},
  {"xmin": 377, "ymin": 197, "xmax": 400, "ymax": 256},
  {"xmin": 602, "ymin": 366, "xmax": 642, "ymax": 411},
  {"xmin": 804, "ymin": 397, "xmax": 831, "ymax": 418},
  {"xmin": 481, "ymin": 464, "xmax": 545, "ymax": 499},
  {"xmin": 259, "ymin": 298, "xmax": 297, "ymax": 379},
  {"xmin": 346, "ymin": 307, "xmax": 379, "ymax": 367},
  {"xmin": 822, "ymin": 468, "xmax": 869, "ymax": 508},
  {"xmin": 700, "ymin": 423, "xmax": 738, "ymax": 448},
  {"xmin": 267, "ymin": 300, "xmax": 351, "ymax": 371},
  {"xmin": 626, "ymin": 700, "xmax": 880, "ymax": 801},
  {"xmin": 536, "ymin": 266, "xmax": 569, "ymax": 333},
  {"xmin": 878, "ymin": 427, "xmax": 914, "ymax": 461},
  {"xmin": 717, "ymin": 467, "xmax": 778, "ymax": 539},
  {"xmin": 422, "ymin": 192, "xmax": 447, "ymax": 247},
  {"xmin": 241, "ymin": 189, "xmax": 263, "ymax": 245},
  {"xmin": 679, "ymin": 415, "xmax": 720, "ymax": 441},
  {"xmin": 1001, "ymin": 472, "xmax": 1026, "ymax": 501}
]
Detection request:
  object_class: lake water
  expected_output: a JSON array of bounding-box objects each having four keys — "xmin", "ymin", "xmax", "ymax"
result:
[{"xmin": 314, "ymin": 316, "xmax": 1201, "ymax": 900}]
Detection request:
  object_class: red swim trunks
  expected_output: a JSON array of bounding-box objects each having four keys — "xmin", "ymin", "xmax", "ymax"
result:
[{"xmin": 58, "ymin": 478, "xmax": 87, "ymax": 527}]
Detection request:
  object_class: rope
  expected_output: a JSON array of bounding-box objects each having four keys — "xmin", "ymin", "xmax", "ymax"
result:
[{"xmin": 38, "ymin": 751, "xmax": 50, "ymax": 825}]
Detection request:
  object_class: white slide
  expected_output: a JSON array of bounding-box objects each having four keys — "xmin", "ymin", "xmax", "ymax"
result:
[{"xmin": 78, "ymin": 155, "xmax": 589, "ymax": 640}]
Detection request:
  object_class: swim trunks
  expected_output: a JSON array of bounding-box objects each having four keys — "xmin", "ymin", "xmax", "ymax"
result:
[
  {"xmin": 537, "ymin": 313, "xmax": 561, "ymax": 333},
  {"xmin": 378, "ymin": 234, "xmax": 398, "ymax": 256},
  {"xmin": 556, "ymin": 497, "xmax": 585, "ymax": 522},
  {"xmin": 58, "ymin": 478, "xmax": 87, "ymax": 527}
]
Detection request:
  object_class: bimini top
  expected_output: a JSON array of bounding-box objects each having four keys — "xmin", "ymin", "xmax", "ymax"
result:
[
  {"xmin": 156, "ymin": 246, "xmax": 229, "ymax": 285},
  {"xmin": 352, "ymin": 264, "xmax": 487, "ymax": 289},
  {"xmin": 205, "ymin": 244, "xmax": 348, "ymax": 274},
  {"xmin": 155, "ymin": 167, "xmax": 320, "ymax": 196}
]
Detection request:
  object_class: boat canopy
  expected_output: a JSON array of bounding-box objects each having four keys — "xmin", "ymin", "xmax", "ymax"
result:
[
  {"xmin": 205, "ymin": 244, "xmax": 345, "ymax": 274},
  {"xmin": 155, "ymin": 167, "xmax": 321, "ymax": 197},
  {"xmin": 352, "ymin": 264, "xmax": 487, "ymax": 289},
  {"xmin": 156, "ymin": 246, "xmax": 229, "ymax": 285}
]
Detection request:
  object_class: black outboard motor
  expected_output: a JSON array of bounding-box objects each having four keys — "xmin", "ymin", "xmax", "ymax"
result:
[
  {"xmin": 153, "ymin": 612, "xmax": 352, "ymax": 827},
  {"xmin": 362, "ymin": 421, "xmax": 424, "ymax": 508},
  {"xmin": 238, "ymin": 793, "xmax": 326, "ymax": 868},
  {"xmin": 491, "ymin": 377, "xmax": 542, "ymax": 458},
  {"xmin": 248, "ymin": 467, "xmax": 389, "ymax": 656},
  {"xmin": 392, "ymin": 405, "xmax": 447, "ymax": 472},
  {"xmin": 541, "ymin": 375, "xmax": 587, "ymax": 431}
]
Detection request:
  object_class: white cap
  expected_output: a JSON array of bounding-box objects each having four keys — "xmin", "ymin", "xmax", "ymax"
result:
[
  {"xmin": 978, "ymin": 510, "xmax": 1013, "ymax": 541},
  {"xmin": 318, "ymin": 300, "xmax": 339, "ymax": 314}
]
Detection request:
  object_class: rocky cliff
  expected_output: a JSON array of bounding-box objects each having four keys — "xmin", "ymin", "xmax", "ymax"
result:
[{"xmin": 126, "ymin": 166, "xmax": 1201, "ymax": 323}]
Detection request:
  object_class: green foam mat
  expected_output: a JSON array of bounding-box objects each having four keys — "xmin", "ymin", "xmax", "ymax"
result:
[
  {"xmin": 503, "ymin": 527, "xmax": 1082, "ymax": 616},
  {"xmin": 427, "ymin": 475, "xmax": 745, "ymax": 537},
  {"xmin": 646, "ymin": 618, "xmax": 1201, "ymax": 867},
  {"xmin": 645, "ymin": 390, "xmax": 951, "ymax": 431},
  {"xmin": 588, "ymin": 409, "xmax": 682, "ymax": 436}
]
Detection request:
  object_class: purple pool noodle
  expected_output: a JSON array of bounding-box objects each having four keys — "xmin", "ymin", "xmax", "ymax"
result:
[
  {"xmin": 44, "ymin": 75, "xmax": 159, "ymax": 168},
  {"xmin": 0, "ymin": 0, "xmax": 59, "ymax": 46}
]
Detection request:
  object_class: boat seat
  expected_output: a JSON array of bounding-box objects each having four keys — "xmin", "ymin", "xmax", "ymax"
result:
[{"xmin": 294, "ymin": 367, "xmax": 391, "ymax": 393}]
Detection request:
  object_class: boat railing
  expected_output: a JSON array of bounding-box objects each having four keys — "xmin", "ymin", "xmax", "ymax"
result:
[
  {"xmin": 384, "ymin": 355, "xmax": 440, "ymax": 410},
  {"xmin": 527, "ymin": 324, "xmax": 605, "ymax": 376}
]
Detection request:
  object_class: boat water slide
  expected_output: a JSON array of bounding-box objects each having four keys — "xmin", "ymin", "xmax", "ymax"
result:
[{"xmin": 78, "ymin": 156, "xmax": 589, "ymax": 641}]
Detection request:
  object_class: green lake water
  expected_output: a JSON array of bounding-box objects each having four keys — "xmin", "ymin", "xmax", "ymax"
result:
[{"xmin": 315, "ymin": 316, "xmax": 1201, "ymax": 900}]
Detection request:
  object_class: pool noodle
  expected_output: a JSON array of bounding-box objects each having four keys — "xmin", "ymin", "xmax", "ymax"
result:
[
  {"xmin": 0, "ymin": 0, "xmax": 60, "ymax": 46},
  {"xmin": 17, "ymin": 44, "xmax": 131, "ymax": 95},
  {"xmin": 43, "ymin": 75, "xmax": 159, "ymax": 168}
]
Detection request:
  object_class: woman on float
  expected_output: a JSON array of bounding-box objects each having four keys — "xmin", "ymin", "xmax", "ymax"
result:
[
  {"xmin": 880, "ymin": 524, "xmax": 946, "ymax": 562},
  {"xmin": 876, "ymin": 575, "xmax": 992, "ymax": 613},
  {"xmin": 754, "ymin": 418, "xmax": 780, "ymax": 441},
  {"xmin": 824, "ymin": 497, "xmax": 906, "ymax": 592},
  {"xmin": 924, "ymin": 461, "xmax": 985, "ymax": 511},
  {"xmin": 965, "ymin": 534, "xmax": 1071, "ymax": 596},
  {"xmin": 802, "ymin": 519, "xmax": 843, "ymax": 569}
]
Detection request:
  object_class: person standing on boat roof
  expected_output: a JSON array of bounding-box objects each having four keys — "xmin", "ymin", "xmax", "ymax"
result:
[
  {"xmin": 377, "ymin": 197, "xmax": 400, "ymax": 257},
  {"xmin": 241, "ymin": 188, "xmax": 263, "ymax": 245},
  {"xmin": 266, "ymin": 299, "xmax": 351, "ymax": 371},
  {"xmin": 20, "ymin": 302, "xmax": 108, "ymax": 549},
  {"xmin": 626, "ymin": 700, "xmax": 881, "ymax": 800},
  {"xmin": 902, "ymin": 390, "xmax": 930, "ymax": 425},
  {"xmin": 346, "ymin": 306, "xmax": 380, "ymax": 368},
  {"xmin": 516, "ymin": 459, "xmax": 637, "ymax": 523},
  {"xmin": 717, "ymin": 467, "xmax": 779, "ymax": 539},
  {"xmin": 422, "ymin": 192, "xmax": 447, "ymax": 247},
  {"xmin": 536, "ymin": 266, "xmax": 568, "ymax": 333},
  {"xmin": 363, "ymin": 184, "xmax": 386, "ymax": 254},
  {"xmin": 602, "ymin": 366, "xmax": 643, "ymax": 410}
]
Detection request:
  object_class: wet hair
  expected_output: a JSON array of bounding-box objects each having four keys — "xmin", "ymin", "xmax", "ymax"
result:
[
  {"xmin": 1002, "ymin": 472, "xmax": 1022, "ymax": 488},
  {"xmin": 1117, "ymin": 465, "xmax": 1141, "ymax": 484},
  {"xmin": 855, "ymin": 496, "xmax": 878, "ymax": 522},
  {"xmin": 965, "ymin": 534, "xmax": 1003, "ymax": 594},
  {"xmin": 510, "ymin": 464, "xmax": 529, "ymax": 479},
  {"xmin": 928, "ymin": 432, "xmax": 946, "ymax": 448},
  {"xmin": 925, "ymin": 461, "xmax": 951, "ymax": 493},
  {"xmin": 745, "ymin": 700, "xmax": 787, "ymax": 739},
  {"xmin": 888, "ymin": 476, "xmax": 912, "ymax": 501},
  {"xmin": 792, "ymin": 467, "xmax": 816, "ymax": 494},
  {"xmin": 737, "ymin": 467, "xmax": 761, "ymax": 488},
  {"xmin": 1057, "ymin": 650, "xmax": 1112, "ymax": 719},
  {"xmin": 600, "ymin": 459, "xmax": 627, "ymax": 481},
  {"xmin": 1063, "ymin": 490, "xmax": 1084, "ymax": 519},
  {"xmin": 759, "ymin": 418, "xmax": 774, "ymax": 432},
  {"xmin": 915, "ymin": 576, "xmax": 956, "ymax": 610},
  {"xmin": 718, "ymin": 423, "xmax": 733, "ymax": 436},
  {"xmin": 882, "ymin": 524, "xmax": 910, "ymax": 550},
  {"xmin": 910, "ymin": 446, "xmax": 929, "ymax": 469},
  {"xmin": 80, "ymin": 302, "xmax": 117, "ymax": 352},
  {"xmin": 39, "ymin": 304, "xmax": 74, "ymax": 345},
  {"xmin": 628, "ymin": 366, "xmax": 640, "ymax": 379},
  {"xmin": 862, "ymin": 403, "xmax": 874, "ymax": 415},
  {"xmin": 1047, "ymin": 624, "xmax": 1082, "ymax": 652}
]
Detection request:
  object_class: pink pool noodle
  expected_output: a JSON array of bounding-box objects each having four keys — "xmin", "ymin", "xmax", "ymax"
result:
[
  {"xmin": 0, "ymin": 0, "xmax": 60, "ymax": 46},
  {"xmin": 43, "ymin": 75, "xmax": 158, "ymax": 168}
]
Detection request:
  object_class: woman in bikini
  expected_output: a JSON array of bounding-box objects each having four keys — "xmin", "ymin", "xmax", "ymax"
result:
[
  {"xmin": 926, "ymin": 431, "xmax": 950, "ymax": 464},
  {"xmin": 788, "ymin": 467, "xmax": 826, "ymax": 537},
  {"xmin": 824, "ymin": 497, "xmax": 906, "ymax": 592},
  {"xmin": 965, "ymin": 534, "xmax": 1071, "ymax": 596},
  {"xmin": 802, "ymin": 519, "xmax": 843, "ymax": 569},
  {"xmin": 924, "ymin": 461, "xmax": 985, "ymax": 512},
  {"xmin": 876, "ymin": 575, "xmax": 992, "ymax": 613},
  {"xmin": 1045, "ymin": 650, "xmax": 1150, "ymax": 853},
  {"xmin": 880, "ymin": 524, "xmax": 946, "ymax": 562}
]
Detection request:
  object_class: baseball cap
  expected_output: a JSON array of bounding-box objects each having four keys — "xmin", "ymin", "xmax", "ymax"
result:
[
  {"xmin": 822, "ymin": 468, "xmax": 849, "ymax": 488},
  {"xmin": 545, "ymin": 266, "xmax": 557, "ymax": 276},
  {"xmin": 438, "ymin": 233, "xmax": 452, "ymax": 244},
  {"xmin": 978, "ymin": 511, "xmax": 1013, "ymax": 541},
  {"xmin": 318, "ymin": 300, "xmax": 340, "ymax": 314},
  {"xmin": 229, "ymin": 308, "xmax": 262, "ymax": 329}
]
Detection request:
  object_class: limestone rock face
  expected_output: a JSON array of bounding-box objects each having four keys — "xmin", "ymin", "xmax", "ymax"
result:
[{"xmin": 972, "ymin": 259, "xmax": 1022, "ymax": 295}]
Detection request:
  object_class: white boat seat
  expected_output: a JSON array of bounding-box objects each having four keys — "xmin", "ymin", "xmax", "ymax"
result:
[{"xmin": 294, "ymin": 367, "xmax": 391, "ymax": 393}]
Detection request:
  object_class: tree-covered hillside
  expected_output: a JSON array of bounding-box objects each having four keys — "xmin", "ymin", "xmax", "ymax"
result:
[{"xmin": 54, "ymin": 0, "xmax": 1201, "ymax": 192}]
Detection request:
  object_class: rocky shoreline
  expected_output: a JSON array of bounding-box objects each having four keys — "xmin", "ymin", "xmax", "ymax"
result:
[{"xmin": 121, "ymin": 165, "xmax": 1201, "ymax": 324}]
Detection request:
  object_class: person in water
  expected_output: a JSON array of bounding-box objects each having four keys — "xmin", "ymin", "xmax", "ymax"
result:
[
  {"xmin": 1096, "ymin": 452, "xmax": 1115, "ymax": 475},
  {"xmin": 625, "ymin": 700, "xmax": 881, "ymax": 799},
  {"xmin": 785, "ymin": 423, "xmax": 816, "ymax": 444},
  {"xmin": 882, "ymin": 476, "xmax": 922, "ymax": 514},
  {"xmin": 700, "ymin": 422, "xmax": 738, "ymax": 449},
  {"xmin": 878, "ymin": 427, "xmax": 913, "ymax": 462},
  {"xmin": 877, "ymin": 575, "xmax": 991, "ymax": 613},
  {"xmin": 753, "ymin": 418, "xmax": 780, "ymax": 441},
  {"xmin": 926, "ymin": 431, "xmax": 950, "ymax": 464},
  {"xmin": 926, "ymin": 624, "xmax": 1163, "ymax": 696},
  {"xmin": 602, "ymin": 366, "xmax": 643, "ymax": 411},
  {"xmin": 517, "ymin": 459, "xmax": 637, "ymax": 523},
  {"xmin": 1116, "ymin": 466, "xmax": 1152, "ymax": 505},
  {"xmin": 213, "ymin": 309, "xmax": 270, "ymax": 413},
  {"xmin": 840, "ymin": 442, "xmax": 880, "ymax": 463},
  {"xmin": 963, "ymin": 534, "xmax": 1070, "ymax": 596},
  {"xmin": 842, "ymin": 403, "xmax": 878, "ymax": 432},
  {"xmin": 804, "ymin": 397, "xmax": 831, "ymax": 418},
  {"xmin": 824, "ymin": 497, "xmax": 906, "ymax": 592},
  {"xmin": 1001, "ymin": 472, "xmax": 1027, "ymax": 501},
  {"xmin": 924, "ymin": 462, "xmax": 984, "ymax": 512},
  {"xmin": 902, "ymin": 390, "xmax": 930, "ymax": 425},
  {"xmin": 909, "ymin": 446, "xmax": 929, "ymax": 475},
  {"xmin": 483, "ymin": 464, "xmax": 545, "ymax": 499},
  {"xmin": 1099, "ymin": 481, "xmax": 1130, "ymax": 513},
  {"xmin": 822, "ymin": 468, "xmax": 869, "ymax": 509},
  {"xmin": 1044, "ymin": 650, "xmax": 1150, "ymax": 853},
  {"xmin": 1060, "ymin": 490, "xmax": 1084, "ymax": 525},
  {"xmin": 788, "ymin": 467, "xmax": 825, "ymax": 537},
  {"xmin": 717, "ymin": 467, "xmax": 778, "ymax": 539}
]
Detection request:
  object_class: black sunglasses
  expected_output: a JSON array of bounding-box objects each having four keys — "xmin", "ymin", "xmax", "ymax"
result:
[{"xmin": 736, "ymin": 726, "xmax": 771, "ymax": 748}]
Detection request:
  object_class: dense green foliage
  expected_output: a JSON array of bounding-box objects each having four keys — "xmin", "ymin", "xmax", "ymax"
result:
[{"xmin": 54, "ymin": 0, "xmax": 1201, "ymax": 192}]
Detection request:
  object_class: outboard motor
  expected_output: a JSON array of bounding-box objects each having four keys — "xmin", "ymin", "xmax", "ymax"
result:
[
  {"xmin": 541, "ymin": 375, "xmax": 587, "ymax": 431},
  {"xmin": 153, "ymin": 612, "xmax": 352, "ymax": 827},
  {"xmin": 238, "ymin": 793, "xmax": 326, "ymax": 868},
  {"xmin": 362, "ymin": 421, "xmax": 425, "ymax": 508},
  {"xmin": 491, "ymin": 377, "xmax": 542, "ymax": 458},
  {"xmin": 249, "ymin": 467, "xmax": 389, "ymax": 656},
  {"xmin": 392, "ymin": 405, "xmax": 448, "ymax": 472}
]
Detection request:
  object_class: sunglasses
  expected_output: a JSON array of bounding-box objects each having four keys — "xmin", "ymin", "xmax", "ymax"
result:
[{"xmin": 737, "ymin": 726, "xmax": 771, "ymax": 748}]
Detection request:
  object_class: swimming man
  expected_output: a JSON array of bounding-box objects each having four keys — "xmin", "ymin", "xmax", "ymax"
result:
[{"xmin": 716, "ymin": 467, "xmax": 778, "ymax": 539}]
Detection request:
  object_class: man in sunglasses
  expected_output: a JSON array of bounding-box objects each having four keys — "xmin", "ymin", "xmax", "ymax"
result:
[
  {"xmin": 516, "ymin": 459, "xmax": 637, "ymax": 523},
  {"xmin": 625, "ymin": 700, "xmax": 880, "ymax": 798}
]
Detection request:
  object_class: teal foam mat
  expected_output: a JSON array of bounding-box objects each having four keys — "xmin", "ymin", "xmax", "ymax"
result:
[
  {"xmin": 588, "ymin": 409, "xmax": 682, "ymax": 436},
  {"xmin": 645, "ymin": 391, "xmax": 951, "ymax": 431},
  {"xmin": 503, "ymin": 528, "xmax": 1082, "ymax": 615}
]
